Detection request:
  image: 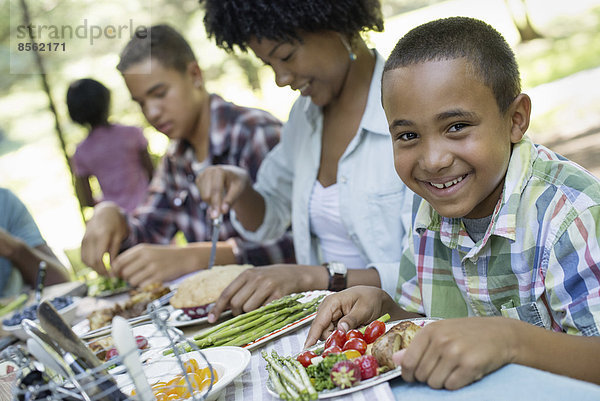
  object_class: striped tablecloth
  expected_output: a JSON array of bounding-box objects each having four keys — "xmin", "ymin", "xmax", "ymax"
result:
[{"xmin": 219, "ymin": 325, "xmax": 395, "ymax": 401}]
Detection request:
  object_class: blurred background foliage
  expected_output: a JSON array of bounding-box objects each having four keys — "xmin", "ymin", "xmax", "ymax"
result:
[{"xmin": 1, "ymin": 0, "xmax": 599, "ymax": 266}]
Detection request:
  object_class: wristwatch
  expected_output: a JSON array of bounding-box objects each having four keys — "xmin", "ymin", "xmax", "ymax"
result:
[{"xmin": 324, "ymin": 262, "xmax": 347, "ymax": 292}]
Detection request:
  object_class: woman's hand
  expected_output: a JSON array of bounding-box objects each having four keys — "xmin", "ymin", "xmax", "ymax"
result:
[
  {"xmin": 207, "ymin": 264, "xmax": 328, "ymax": 323},
  {"xmin": 196, "ymin": 165, "xmax": 252, "ymax": 219},
  {"xmin": 393, "ymin": 317, "xmax": 515, "ymax": 390}
]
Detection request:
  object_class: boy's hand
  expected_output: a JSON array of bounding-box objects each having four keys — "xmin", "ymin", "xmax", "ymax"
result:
[
  {"xmin": 304, "ymin": 286, "xmax": 405, "ymax": 348},
  {"xmin": 394, "ymin": 317, "xmax": 515, "ymax": 390},
  {"xmin": 80, "ymin": 202, "xmax": 129, "ymax": 276},
  {"xmin": 196, "ymin": 165, "xmax": 251, "ymax": 219}
]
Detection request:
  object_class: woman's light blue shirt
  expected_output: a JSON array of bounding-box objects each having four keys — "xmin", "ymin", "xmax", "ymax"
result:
[{"xmin": 231, "ymin": 52, "xmax": 413, "ymax": 296}]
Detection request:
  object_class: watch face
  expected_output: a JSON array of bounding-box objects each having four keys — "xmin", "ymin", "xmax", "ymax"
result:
[{"xmin": 329, "ymin": 262, "xmax": 347, "ymax": 275}]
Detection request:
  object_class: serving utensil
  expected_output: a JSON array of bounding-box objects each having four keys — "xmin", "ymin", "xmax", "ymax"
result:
[
  {"xmin": 37, "ymin": 300, "xmax": 127, "ymax": 400},
  {"xmin": 112, "ymin": 316, "xmax": 154, "ymax": 401},
  {"xmin": 34, "ymin": 261, "xmax": 47, "ymax": 304},
  {"xmin": 207, "ymin": 215, "xmax": 223, "ymax": 269}
]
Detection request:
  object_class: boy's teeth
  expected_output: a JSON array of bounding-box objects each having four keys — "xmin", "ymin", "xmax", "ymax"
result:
[{"xmin": 430, "ymin": 175, "xmax": 463, "ymax": 189}]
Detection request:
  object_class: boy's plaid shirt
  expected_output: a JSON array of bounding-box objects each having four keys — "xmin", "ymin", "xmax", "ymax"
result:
[
  {"xmin": 396, "ymin": 136, "xmax": 600, "ymax": 335},
  {"xmin": 122, "ymin": 94, "xmax": 295, "ymax": 266}
]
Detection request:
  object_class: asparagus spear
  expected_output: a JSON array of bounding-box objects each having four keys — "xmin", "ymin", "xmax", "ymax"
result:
[
  {"xmin": 267, "ymin": 364, "xmax": 291, "ymax": 400},
  {"xmin": 193, "ymin": 294, "xmax": 303, "ymax": 340},
  {"xmin": 262, "ymin": 351, "xmax": 306, "ymax": 395},
  {"xmin": 290, "ymin": 358, "xmax": 318, "ymax": 400}
]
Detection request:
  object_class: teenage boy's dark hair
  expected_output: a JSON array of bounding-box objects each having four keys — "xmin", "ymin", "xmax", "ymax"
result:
[
  {"xmin": 66, "ymin": 78, "xmax": 110, "ymax": 127},
  {"xmin": 200, "ymin": 0, "xmax": 384, "ymax": 53},
  {"xmin": 384, "ymin": 17, "xmax": 521, "ymax": 113},
  {"xmin": 117, "ymin": 24, "xmax": 196, "ymax": 73}
]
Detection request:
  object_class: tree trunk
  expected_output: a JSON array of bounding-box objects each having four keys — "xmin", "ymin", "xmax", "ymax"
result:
[{"xmin": 505, "ymin": 0, "xmax": 543, "ymax": 42}]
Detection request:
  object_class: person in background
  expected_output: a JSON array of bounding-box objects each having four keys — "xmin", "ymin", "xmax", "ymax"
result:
[
  {"xmin": 80, "ymin": 24, "xmax": 295, "ymax": 288},
  {"xmin": 67, "ymin": 78, "xmax": 154, "ymax": 213},
  {"xmin": 197, "ymin": 0, "xmax": 413, "ymax": 321},
  {"xmin": 306, "ymin": 16, "xmax": 600, "ymax": 389},
  {"xmin": 0, "ymin": 188, "xmax": 69, "ymax": 297}
]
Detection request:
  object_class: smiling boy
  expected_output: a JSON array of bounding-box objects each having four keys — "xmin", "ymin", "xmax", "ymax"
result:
[{"xmin": 306, "ymin": 17, "xmax": 600, "ymax": 389}]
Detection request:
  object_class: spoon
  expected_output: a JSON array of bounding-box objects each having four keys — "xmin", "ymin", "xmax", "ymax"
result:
[{"xmin": 111, "ymin": 316, "xmax": 154, "ymax": 401}]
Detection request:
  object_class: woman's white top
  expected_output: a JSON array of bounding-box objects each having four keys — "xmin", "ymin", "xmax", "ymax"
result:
[
  {"xmin": 230, "ymin": 51, "xmax": 413, "ymax": 296},
  {"xmin": 309, "ymin": 181, "xmax": 368, "ymax": 269}
]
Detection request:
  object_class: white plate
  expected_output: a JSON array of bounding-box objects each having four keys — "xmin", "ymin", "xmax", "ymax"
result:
[
  {"xmin": 116, "ymin": 346, "xmax": 250, "ymax": 401},
  {"xmin": 266, "ymin": 317, "xmax": 438, "ymax": 399},
  {"xmin": 241, "ymin": 290, "xmax": 331, "ymax": 351},
  {"xmin": 166, "ymin": 306, "xmax": 232, "ymax": 328}
]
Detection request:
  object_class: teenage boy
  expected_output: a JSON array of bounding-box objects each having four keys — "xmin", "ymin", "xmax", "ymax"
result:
[
  {"xmin": 306, "ymin": 17, "xmax": 600, "ymax": 390},
  {"xmin": 81, "ymin": 25, "xmax": 294, "ymax": 287}
]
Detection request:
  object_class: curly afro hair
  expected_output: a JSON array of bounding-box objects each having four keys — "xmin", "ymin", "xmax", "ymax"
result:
[{"xmin": 200, "ymin": 0, "xmax": 383, "ymax": 53}]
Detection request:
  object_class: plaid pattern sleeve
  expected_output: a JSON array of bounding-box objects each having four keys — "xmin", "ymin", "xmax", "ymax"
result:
[
  {"xmin": 396, "ymin": 136, "xmax": 600, "ymax": 335},
  {"xmin": 122, "ymin": 94, "xmax": 295, "ymax": 265}
]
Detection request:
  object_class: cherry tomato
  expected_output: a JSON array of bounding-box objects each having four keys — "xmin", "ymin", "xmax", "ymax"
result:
[
  {"xmin": 345, "ymin": 329, "xmax": 364, "ymax": 342},
  {"xmin": 325, "ymin": 329, "xmax": 346, "ymax": 349},
  {"xmin": 321, "ymin": 345, "xmax": 342, "ymax": 357},
  {"xmin": 342, "ymin": 338, "xmax": 368, "ymax": 355},
  {"xmin": 105, "ymin": 347, "xmax": 118, "ymax": 360},
  {"xmin": 296, "ymin": 350, "xmax": 317, "ymax": 367},
  {"xmin": 135, "ymin": 335, "xmax": 149, "ymax": 350},
  {"xmin": 364, "ymin": 320, "xmax": 386, "ymax": 344}
]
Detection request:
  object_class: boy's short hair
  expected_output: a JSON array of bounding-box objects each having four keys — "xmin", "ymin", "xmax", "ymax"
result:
[
  {"xmin": 66, "ymin": 78, "xmax": 110, "ymax": 127},
  {"xmin": 117, "ymin": 24, "xmax": 196, "ymax": 73},
  {"xmin": 384, "ymin": 17, "xmax": 520, "ymax": 113},
  {"xmin": 200, "ymin": 0, "xmax": 384, "ymax": 53}
]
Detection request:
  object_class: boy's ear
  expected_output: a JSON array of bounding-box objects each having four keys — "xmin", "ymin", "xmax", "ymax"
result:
[
  {"xmin": 187, "ymin": 61, "xmax": 204, "ymax": 88},
  {"xmin": 508, "ymin": 93, "xmax": 531, "ymax": 144}
]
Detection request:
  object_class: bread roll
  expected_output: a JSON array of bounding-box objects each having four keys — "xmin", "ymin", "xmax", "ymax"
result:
[{"xmin": 371, "ymin": 320, "xmax": 422, "ymax": 369}]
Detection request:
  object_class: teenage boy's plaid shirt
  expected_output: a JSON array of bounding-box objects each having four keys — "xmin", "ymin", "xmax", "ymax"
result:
[
  {"xmin": 121, "ymin": 94, "xmax": 295, "ymax": 266},
  {"xmin": 396, "ymin": 136, "xmax": 600, "ymax": 336}
]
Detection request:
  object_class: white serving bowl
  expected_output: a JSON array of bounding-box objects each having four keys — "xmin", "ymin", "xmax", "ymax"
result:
[{"xmin": 1, "ymin": 297, "xmax": 80, "ymax": 341}]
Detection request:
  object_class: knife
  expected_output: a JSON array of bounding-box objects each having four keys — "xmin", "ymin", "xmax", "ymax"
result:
[
  {"xmin": 207, "ymin": 215, "xmax": 222, "ymax": 270},
  {"xmin": 34, "ymin": 261, "xmax": 47, "ymax": 304}
]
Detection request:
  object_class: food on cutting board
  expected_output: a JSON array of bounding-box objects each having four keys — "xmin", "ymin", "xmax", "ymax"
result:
[
  {"xmin": 87, "ymin": 283, "xmax": 170, "ymax": 330},
  {"xmin": 130, "ymin": 359, "xmax": 218, "ymax": 399},
  {"xmin": 170, "ymin": 264, "xmax": 252, "ymax": 311},
  {"xmin": 371, "ymin": 320, "xmax": 422, "ymax": 369}
]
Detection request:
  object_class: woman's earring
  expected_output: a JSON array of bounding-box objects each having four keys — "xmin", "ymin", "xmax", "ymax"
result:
[{"xmin": 340, "ymin": 35, "xmax": 357, "ymax": 61}]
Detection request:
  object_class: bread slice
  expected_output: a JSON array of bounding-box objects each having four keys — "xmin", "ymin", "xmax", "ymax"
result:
[{"xmin": 170, "ymin": 264, "xmax": 252, "ymax": 308}]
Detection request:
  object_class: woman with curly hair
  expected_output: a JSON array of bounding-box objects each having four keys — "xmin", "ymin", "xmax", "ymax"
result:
[{"xmin": 197, "ymin": 0, "xmax": 414, "ymax": 322}]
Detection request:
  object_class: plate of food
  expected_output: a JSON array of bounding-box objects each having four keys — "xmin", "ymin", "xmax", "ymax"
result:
[
  {"xmin": 86, "ymin": 276, "xmax": 130, "ymax": 298},
  {"xmin": 164, "ymin": 290, "xmax": 330, "ymax": 356},
  {"xmin": 116, "ymin": 346, "xmax": 250, "ymax": 401},
  {"xmin": 1, "ymin": 296, "xmax": 79, "ymax": 341},
  {"xmin": 74, "ymin": 283, "xmax": 171, "ymax": 340},
  {"xmin": 265, "ymin": 317, "xmax": 439, "ymax": 399}
]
